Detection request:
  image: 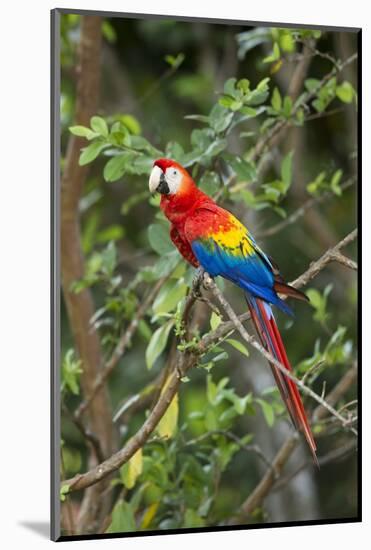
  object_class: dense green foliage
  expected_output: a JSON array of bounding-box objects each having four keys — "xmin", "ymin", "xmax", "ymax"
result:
[{"xmin": 60, "ymin": 14, "xmax": 358, "ymax": 535}]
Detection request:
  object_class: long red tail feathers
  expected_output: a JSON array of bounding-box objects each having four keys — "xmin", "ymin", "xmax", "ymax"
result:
[{"xmin": 247, "ymin": 296, "xmax": 318, "ymax": 465}]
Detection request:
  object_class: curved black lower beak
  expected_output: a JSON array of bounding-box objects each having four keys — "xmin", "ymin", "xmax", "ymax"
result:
[{"xmin": 157, "ymin": 172, "xmax": 170, "ymax": 195}]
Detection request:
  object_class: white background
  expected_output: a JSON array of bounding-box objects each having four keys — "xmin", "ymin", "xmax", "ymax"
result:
[{"xmin": 0, "ymin": 0, "xmax": 368, "ymax": 547}]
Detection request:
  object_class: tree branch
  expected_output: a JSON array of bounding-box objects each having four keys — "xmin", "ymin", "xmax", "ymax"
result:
[{"xmin": 290, "ymin": 228, "xmax": 357, "ymax": 289}]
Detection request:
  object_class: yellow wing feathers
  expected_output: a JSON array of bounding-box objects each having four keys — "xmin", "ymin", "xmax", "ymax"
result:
[{"xmin": 211, "ymin": 215, "xmax": 254, "ymax": 257}]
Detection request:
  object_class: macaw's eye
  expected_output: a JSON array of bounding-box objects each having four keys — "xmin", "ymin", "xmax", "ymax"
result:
[{"xmin": 173, "ymin": 170, "xmax": 177, "ymax": 175}]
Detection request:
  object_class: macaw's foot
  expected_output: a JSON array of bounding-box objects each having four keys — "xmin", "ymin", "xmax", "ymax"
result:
[
  {"xmin": 192, "ymin": 267, "xmax": 205, "ymax": 295},
  {"xmin": 192, "ymin": 267, "xmax": 214, "ymax": 293},
  {"xmin": 202, "ymin": 271, "xmax": 214, "ymax": 290}
]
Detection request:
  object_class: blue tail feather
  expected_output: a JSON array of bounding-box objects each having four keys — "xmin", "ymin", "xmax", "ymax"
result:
[{"xmin": 238, "ymin": 279, "xmax": 294, "ymax": 316}]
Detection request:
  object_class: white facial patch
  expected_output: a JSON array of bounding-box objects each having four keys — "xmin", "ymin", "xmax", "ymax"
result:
[{"xmin": 164, "ymin": 166, "xmax": 182, "ymax": 194}]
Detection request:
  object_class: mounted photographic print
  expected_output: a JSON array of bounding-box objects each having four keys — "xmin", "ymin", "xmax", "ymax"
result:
[{"xmin": 51, "ymin": 8, "xmax": 360, "ymax": 541}]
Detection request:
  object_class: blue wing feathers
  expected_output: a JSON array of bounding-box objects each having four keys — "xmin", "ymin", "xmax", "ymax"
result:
[{"xmin": 191, "ymin": 238, "xmax": 293, "ymax": 316}]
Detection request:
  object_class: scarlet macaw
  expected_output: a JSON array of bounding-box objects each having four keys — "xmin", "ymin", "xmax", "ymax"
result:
[{"xmin": 149, "ymin": 158, "xmax": 317, "ymax": 462}]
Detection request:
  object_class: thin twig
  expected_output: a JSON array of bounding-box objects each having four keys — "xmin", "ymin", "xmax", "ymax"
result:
[
  {"xmin": 291, "ymin": 229, "xmax": 357, "ymax": 289},
  {"xmin": 185, "ymin": 429, "xmax": 274, "ymax": 471},
  {"xmin": 272, "ymin": 439, "xmax": 357, "ymax": 492},
  {"xmin": 256, "ymin": 178, "xmax": 355, "ymax": 238},
  {"xmin": 249, "ymin": 53, "xmax": 357, "ymax": 162},
  {"xmin": 62, "ymin": 402, "xmax": 105, "ymax": 463}
]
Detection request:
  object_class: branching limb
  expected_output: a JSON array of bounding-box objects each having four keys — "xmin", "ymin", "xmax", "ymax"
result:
[{"xmin": 291, "ymin": 228, "xmax": 357, "ymax": 289}]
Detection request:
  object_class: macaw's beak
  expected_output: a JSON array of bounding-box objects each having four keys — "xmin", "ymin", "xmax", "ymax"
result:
[{"xmin": 149, "ymin": 165, "xmax": 170, "ymax": 195}]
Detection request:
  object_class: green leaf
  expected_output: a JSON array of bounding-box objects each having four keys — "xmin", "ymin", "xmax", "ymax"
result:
[
  {"xmin": 157, "ymin": 391, "xmax": 178, "ymax": 438},
  {"xmin": 120, "ymin": 448, "xmax": 143, "ymax": 489},
  {"xmin": 79, "ymin": 141, "xmax": 107, "ymax": 166},
  {"xmin": 106, "ymin": 500, "xmax": 136, "ymax": 533},
  {"xmin": 148, "ymin": 224, "xmax": 173, "ymax": 255},
  {"xmin": 237, "ymin": 78, "xmax": 250, "ymax": 94},
  {"xmin": 239, "ymin": 106, "xmax": 257, "ymax": 117},
  {"xmin": 62, "ymin": 349, "xmax": 82, "ymax": 395},
  {"xmin": 184, "ymin": 508, "xmax": 205, "ymax": 528},
  {"xmin": 165, "ymin": 141, "xmax": 185, "ymax": 163},
  {"xmin": 271, "ymin": 87, "xmax": 282, "ymax": 112},
  {"xmin": 296, "ymin": 108, "xmax": 305, "ymax": 126},
  {"xmin": 312, "ymin": 98, "xmax": 325, "ymax": 113},
  {"xmin": 145, "ymin": 320, "xmax": 174, "ymax": 370},
  {"xmin": 306, "ymin": 171, "xmax": 326, "ymax": 195},
  {"xmin": 226, "ymin": 338, "xmax": 249, "ymax": 357},
  {"xmin": 283, "ymin": 96, "xmax": 293, "ymax": 118},
  {"xmin": 102, "ymin": 20, "xmax": 117, "ymax": 43},
  {"xmin": 164, "ymin": 52, "xmax": 185, "ymax": 69},
  {"xmin": 336, "ymin": 81, "xmax": 355, "ymax": 104},
  {"xmin": 223, "ymin": 77, "xmax": 237, "ymax": 97},
  {"xmin": 100, "ymin": 241, "xmax": 117, "ymax": 276},
  {"xmin": 281, "ymin": 151, "xmax": 293, "ymax": 188},
  {"xmin": 210, "ymin": 312, "xmax": 222, "ymax": 330},
  {"xmin": 217, "ymin": 96, "xmax": 233, "ymax": 109},
  {"xmin": 96, "ymin": 224, "xmax": 124, "ymax": 244},
  {"xmin": 237, "ymin": 28, "xmax": 271, "ymax": 58},
  {"xmin": 120, "ymin": 114, "xmax": 142, "ymax": 135},
  {"xmin": 140, "ymin": 250, "xmax": 180, "ymax": 281},
  {"xmin": 257, "ymin": 77, "xmax": 270, "ymax": 91},
  {"xmin": 60, "ymin": 484, "xmax": 70, "ymax": 502},
  {"xmin": 90, "ymin": 115, "xmax": 108, "ymax": 137},
  {"xmin": 206, "ymin": 374, "xmax": 218, "ymax": 405},
  {"xmin": 223, "ymin": 154, "xmax": 256, "ymax": 182},
  {"xmin": 263, "ymin": 42, "xmax": 280, "ymax": 63},
  {"xmin": 69, "ymin": 125, "xmax": 99, "ymax": 140},
  {"xmin": 307, "ymin": 283, "xmax": 333, "ymax": 324},
  {"xmin": 305, "ymin": 78, "xmax": 321, "ymax": 92},
  {"xmin": 256, "ymin": 398, "xmax": 275, "ymax": 427},
  {"xmin": 199, "ymin": 171, "xmax": 220, "ymax": 195},
  {"xmin": 103, "ymin": 152, "xmax": 135, "ymax": 182},
  {"xmin": 209, "ymin": 103, "xmax": 234, "ymax": 132},
  {"xmin": 152, "ymin": 279, "xmax": 187, "ymax": 316},
  {"xmin": 279, "ymin": 30, "xmax": 295, "ymax": 53},
  {"xmin": 330, "ymin": 169, "xmax": 343, "ymax": 196},
  {"xmin": 184, "ymin": 114, "xmax": 210, "ymax": 124}
]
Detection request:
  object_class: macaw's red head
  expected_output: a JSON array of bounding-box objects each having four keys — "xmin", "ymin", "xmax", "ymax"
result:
[{"xmin": 149, "ymin": 158, "xmax": 196, "ymax": 198}]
